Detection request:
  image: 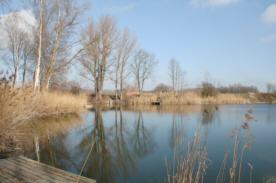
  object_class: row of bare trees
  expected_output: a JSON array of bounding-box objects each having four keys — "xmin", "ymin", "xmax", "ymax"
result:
[
  {"xmin": 1, "ymin": 0, "xmax": 86, "ymax": 92},
  {"xmin": 1, "ymin": 1, "xmax": 158, "ymax": 99},
  {"xmin": 79, "ymin": 15, "xmax": 158, "ymax": 100},
  {"xmin": 33, "ymin": 0, "xmax": 86, "ymax": 91},
  {"xmin": 168, "ymin": 58, "xmax": 185, "ymax": 93}
]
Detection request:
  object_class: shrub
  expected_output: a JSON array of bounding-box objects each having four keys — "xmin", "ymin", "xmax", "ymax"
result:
[
  {"xmin": 153, "ymin": 83, "xmax": 172, "ymax": 92},
  {"xmin": 201, "ymin": 82, "xmax": 218, "ymax": 97}
]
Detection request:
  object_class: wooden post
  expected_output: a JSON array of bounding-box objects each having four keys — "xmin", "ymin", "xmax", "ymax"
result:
[{"xmin": 34, "ymin": 136, "xmax": 40, "ymax": 162}]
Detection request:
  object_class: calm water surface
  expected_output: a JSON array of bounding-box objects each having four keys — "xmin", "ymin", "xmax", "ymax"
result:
[{"xmin": 28, "ymin": 104, "xmax": 276, "ymax": 183}]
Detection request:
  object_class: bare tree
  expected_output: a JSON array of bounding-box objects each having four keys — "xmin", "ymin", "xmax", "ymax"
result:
[
  {"xmin": 169, "ymin": 58, "xmax": 178, "ymax": 93},
  {"xmin": 33, "ymin": 0, "xmax": 43, "ymax": 92},
  {"xmin": 130, "ymin": 49, "xmax": 157, "ymax": 93},
  {"xmin": 33, "ymin": 0, "xmax": 86, "ymax": 91},
  {"xmin": 4, "ymin": 15, "xmax": 25, "ymax": 87},
  {"xmin": 80, "ymin": 15, "xmax": 118, "ymax": 100},
  {"xmin": 22, "ymin": 33, "xmax": 35, "ymax": 86},
  {"xmin": 1, "ymin": 11, "xmax": 34, "ymax": 87},
  {"xmin": 169, "ymin": 58, "xmax": 185, "ymax": 94},
  {"xmin": 112, "ymin": 27, "xmax": 137, "ymax": 99}
]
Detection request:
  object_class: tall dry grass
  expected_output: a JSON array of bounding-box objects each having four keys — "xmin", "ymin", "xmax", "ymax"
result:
[
  {"xmin": 166, "ymin": 127, "xmax": 208, "ymax": 183},
  {"xmin": 0, "ymin": 75, "xmax": 88, "ymax": 155},
  {"xmin": 218, "ymin": 109, "xmax": 257, "ymax": 183},
  {"xmin": 125, "ymin": 92, "xmax": 252, "ymax": 105},
  {"xmin": 37, "ymin": 91, "xmax": 88, "ymax": 116},
  {"xmin": 167, "ymin": 109, "xmax": 257, "ymax": 183}
]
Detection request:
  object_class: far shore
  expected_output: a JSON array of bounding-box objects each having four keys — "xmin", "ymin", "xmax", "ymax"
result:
[{"xmin": 88, "ymin": 92, "xmax": 276, "ymax": 106}]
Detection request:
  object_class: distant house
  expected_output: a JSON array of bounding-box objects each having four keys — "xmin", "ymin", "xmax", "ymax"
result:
[{"xmin": 126, "ymin": 91, "xmax": 140, "ymax": 96}]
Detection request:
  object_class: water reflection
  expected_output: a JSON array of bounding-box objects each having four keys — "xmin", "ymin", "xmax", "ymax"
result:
[
  {"xmin": 114, "ymin": 109, "xmax": 135, "ymax": 179},
  {"xmin": 27, "ymin": 104, "xmax": 276, "ymax": 183},
  {"xmin": 200, "ymin": 105, "xmax": 221, "ymax": 125},
  {"xmin": 131, "ymin": 111, "xmax": 156, "ymax": 157},
  {"xmin": 0, "ymin": 114, "xmax": 84, "ymax": 159},
  {"xmin": 27, "ymin": 115, "xmax": 84, "ymax": 169},
  {"xmin": 265, "ymin": 104, "xmax": 276, "ymax": 124},
  {"xmin": 169, "ymin": 114, "xmax": 187, "ymax": 149},
  {"xmin": 78, "ymin": 107, "xmax": 116, "ymax": 183},
  {"xmin": 81, "ymin": 107, "xmax": 156, "ymax": 182},
  {"xmin": 40, "ymin": 133, "xmax": 80, "ymax": 170}
]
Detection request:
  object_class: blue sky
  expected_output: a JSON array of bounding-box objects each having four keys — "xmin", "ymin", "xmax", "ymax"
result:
[
  {"xmin": 1, "ymin": 0, "xmax": 276, "ymax": 91},
  {"xmin": 83, "ymin": 0, "xmax": 276, "ymax": 91}
]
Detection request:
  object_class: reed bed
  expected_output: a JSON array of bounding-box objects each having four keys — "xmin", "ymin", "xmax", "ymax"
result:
[
  {"xmin": 125, "ymin": 92, "xmax": 252, "ymax": 105},
  {"xmin": 0, "ymin": 76, "xmax": 88, "ymax": 155}
]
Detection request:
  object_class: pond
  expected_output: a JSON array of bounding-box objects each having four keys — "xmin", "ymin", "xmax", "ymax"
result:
[{"xmin": 27, "ymin": 104, "xmax": 276, "ymax": 183}]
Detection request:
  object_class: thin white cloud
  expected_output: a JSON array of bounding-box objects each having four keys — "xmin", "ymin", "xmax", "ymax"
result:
[
  {"xmin": 208, "ymin": 0, "xmax": 240, "ymax": 6},
  {"xmin": 109, "ymin": 3, "xmax": 136, "ymax": 13},
  {"xmin": 262, "ymin": 4, "xmax": 276, "ymax": 24},
  {"xmin": 190, "ymin": 0, "xmax": 240, "ymax": 7},
  {"xmin": 260, "ymin": 34, "xmax": 276, "ymax": 43}
]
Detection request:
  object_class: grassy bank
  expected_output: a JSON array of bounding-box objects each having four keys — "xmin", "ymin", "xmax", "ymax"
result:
[
  {"xmin": 124, "ymin": 92, "xmax": 275, "ymax": 105},
  {"xmin": 0, "ymin": 84, "xmax": 88, "ymax": 155}
]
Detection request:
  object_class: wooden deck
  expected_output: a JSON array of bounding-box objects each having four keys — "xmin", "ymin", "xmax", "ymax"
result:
[{"xmin": 0, "ymin": 156, "xmax": 96, "ymax": 183}]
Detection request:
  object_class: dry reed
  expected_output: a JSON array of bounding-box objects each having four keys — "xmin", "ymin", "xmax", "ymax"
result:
[
  {"xmin": 167, "ymin": 109, "xmax": 257, "ymax": 183},
  {"xmin": 125, "ymin": 92, "xmax": 252, "ymax": 105},
  {"xmin": 166, "ymin": 127, "xmax": 208, "ymax": 183},
  {"xmin": 0, "ymin": 74, "xmax": 88, "ymax": 155},
  {"xmin": 217, "ymin": 109, "xmax": 257, "ymax": 183}
]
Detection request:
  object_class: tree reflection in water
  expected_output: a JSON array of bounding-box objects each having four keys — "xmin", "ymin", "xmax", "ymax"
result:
[
  {"xmin": 130, "ymin": 111, "xmax": 156, "ymax": 158},
  {"xmin": 200, "ymin": 105, "xmax": 220, "ymax": 125},
  {"xmin": 30, "ymin": 105, "xmax": 276, "ymax": 183},
  {"xmin": 78, "ymin": 106, "xmax": 115, "ymax": 183},
  {"xmin": 113, "ymin": 108, "xmax": 135, "ymax": 179},
  {"xmin": 169, "ymin": 113, "xmax": 187, "ymax": 149},
  {"xmin": 80, "ymin": 108, "xmax": 156, "ymax": 183},
  {"xmin": 35, "ymin": 107, "xmax": 156, "ymax": 183}
]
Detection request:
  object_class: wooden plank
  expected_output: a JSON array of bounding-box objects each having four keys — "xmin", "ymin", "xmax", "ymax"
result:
[
  {"xmin": 11, "ymin": 157, "xmax": 94, "ymax": 183},
  {"xmin": 0, "ymin": 156, "xmax": 96, "ymax": 183},
  {"xmin": 7, "ymin": 158, "xmax": 75, "ymax": 182},
  {"xmin": 0, "ymin": 159, "xmax": 66, "ymax": 183},
  {"xmin": 14, "ymin": 157, "xmax": 94, "ymax": 182},
  {"xmin": 1, "ymin": 159, "xmax": 63, "ymax": 183},
  {"xmin": 1, "ymin": 157, "xmax": 93, "ymax": 183}
]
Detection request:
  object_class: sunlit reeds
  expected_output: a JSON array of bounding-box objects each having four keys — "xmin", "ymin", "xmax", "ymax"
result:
[
  {"xmin": 167, "ymin": 109, "xmax": 257, "ymax": 183},
  {"xmin": 125, "ymin": 92, "xmax": 252, "ymax": 105},
  {"xmin": 0, "ymin": 74, "xmax": 87, "ymax": 155},
  {"xmin": 166, "ymin": 127, "xmax": 208, "ymax": 183}
]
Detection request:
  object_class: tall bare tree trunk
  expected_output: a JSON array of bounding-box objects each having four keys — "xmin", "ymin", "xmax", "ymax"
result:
[
  {"xmin": 13, "ymin": 64, "xmax": 18, "ymax": 88},
  {"xmin": 115, "ymin": 75, "xmax": 118, "ymax": 100},
  {"xmin": 12, "ymin": 49, "xmax": 20, "ymax": 88},
  {"xmin": 33, "ymin": 0, "xmax": 43, "ymax": 93},
  {"xmin": 42, "ymin": 1, "xmax": 63, "ymax": 91},
  {"xmin": 44, "ymin": 74, "xmax": 51, "ymax": 89},
  {"xmin": 120, "ymin": 77, "xmax": 123, "ymax": 100},
  {"xmin": 22, "ymin": 57, "xmax": 27, "ymax": 86}
]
